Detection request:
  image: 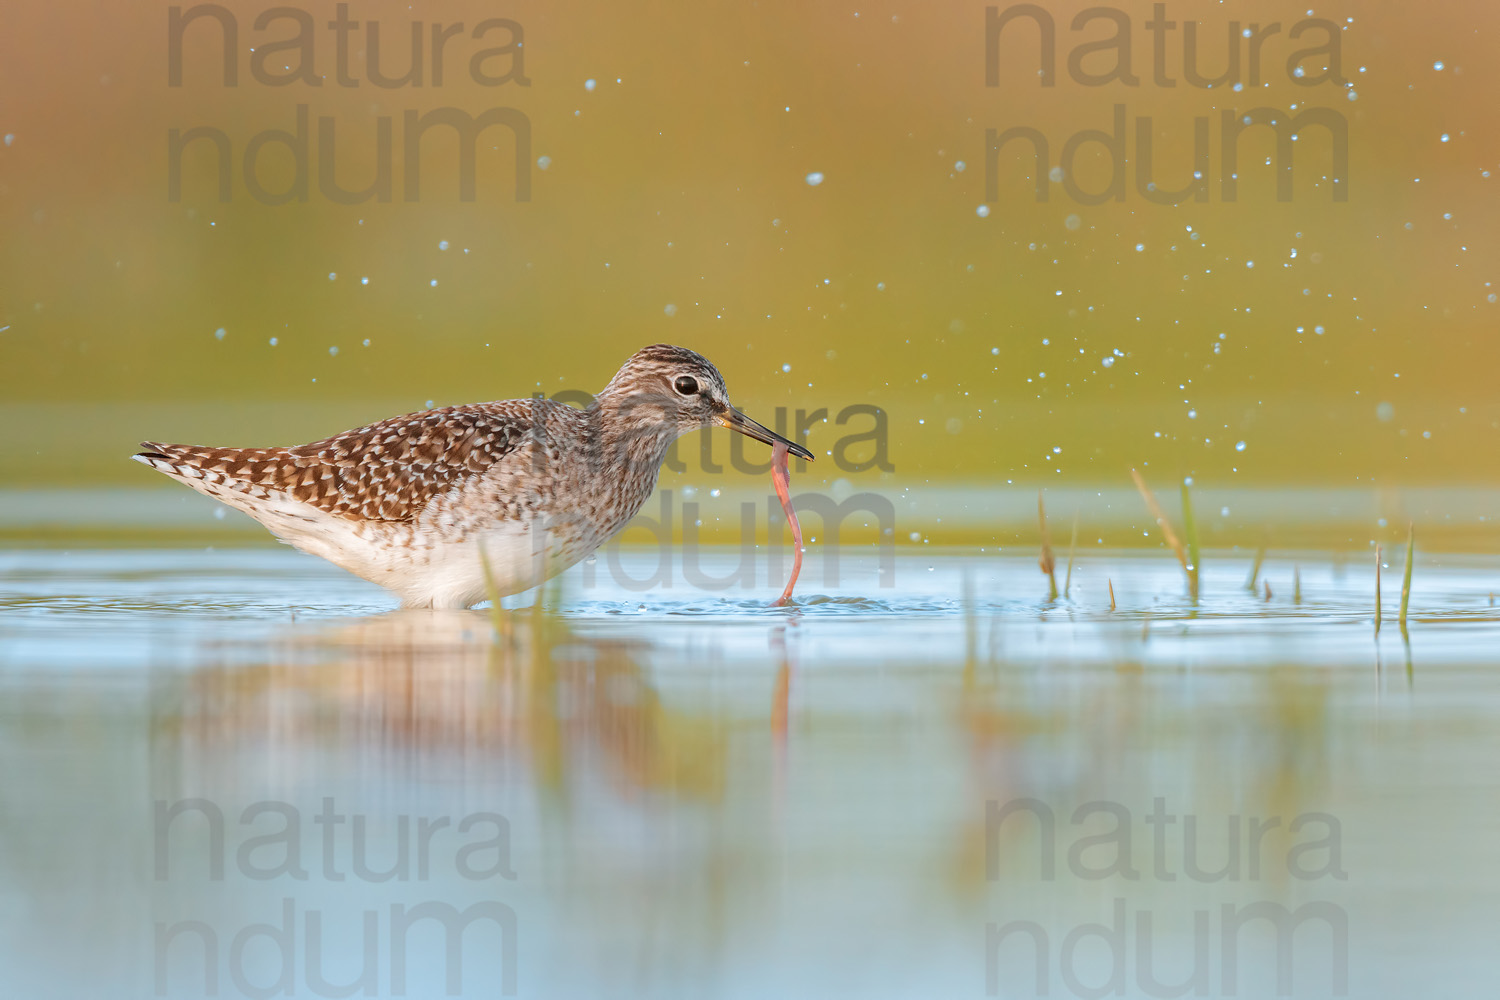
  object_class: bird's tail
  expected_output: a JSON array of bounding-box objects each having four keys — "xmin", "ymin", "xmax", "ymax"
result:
[{"xmin": 132, "ymin": 441, "xmax": 284, "ymax": 510}]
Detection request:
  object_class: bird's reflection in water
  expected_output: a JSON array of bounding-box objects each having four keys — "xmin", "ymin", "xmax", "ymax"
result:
[
  {"xmin": 155, "ymin": 607, "xmax": 728, "ymax": 804},
  {"xmin": 147, "ymin": 606, "xmax": 759, "ymax": 995}
]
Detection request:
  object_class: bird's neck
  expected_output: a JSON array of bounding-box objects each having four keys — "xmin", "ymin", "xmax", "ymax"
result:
[{"xmin": 585, "ymin": 392, "xmax": 681, "ymax": 503}]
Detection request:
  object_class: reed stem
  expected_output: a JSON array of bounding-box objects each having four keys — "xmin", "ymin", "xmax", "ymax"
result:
[
  {"xmin": 1038, "ymin": 491, "xmax": 1058, "ymax": 601},
  {"xmin": 1246, "ymin": 542, "xmax": 1266, "ymax": 592},
  {"xmin": 1064, "ymin": 511, "xmax": 1079, "ymax": 597},
  {"xmin": 1129, "ymin": 468, "xmax": 1193, "ymax": 598}
]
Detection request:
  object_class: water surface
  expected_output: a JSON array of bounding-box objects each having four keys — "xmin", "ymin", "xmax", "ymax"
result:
[{"xmin": 2, "ymin": 545, "xmax": 1498, "ymax": 998}]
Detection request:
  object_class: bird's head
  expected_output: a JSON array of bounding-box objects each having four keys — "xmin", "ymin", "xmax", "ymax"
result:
[{"xmin": 598, "ymin": 344, "xmax": 813, "ymax": 459}]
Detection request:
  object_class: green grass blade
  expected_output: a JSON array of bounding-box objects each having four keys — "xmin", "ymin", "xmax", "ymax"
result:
[
  {"xmin": 1064, "ymin": 511, "xmax": 1079, "ymax": 596},
  {"xmin": 1400, "ymin": 523, "xmax": 1415, "ymax": 631},
  {"xmin": 1180, "ymin": 481, "xmax": 1200, "ymax": 601},
  {"xmin": 479, "ymin": 547, "xmax": 508, "ymax": 641},
  {"xmin": 1374, "ymin": 545, "xmax": 1383, "ymax": 632}
]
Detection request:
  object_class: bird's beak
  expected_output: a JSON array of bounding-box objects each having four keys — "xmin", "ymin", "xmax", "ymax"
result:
[{"xmin": 717, "ymin": 407, "xmax": 814, "ymax": 461}]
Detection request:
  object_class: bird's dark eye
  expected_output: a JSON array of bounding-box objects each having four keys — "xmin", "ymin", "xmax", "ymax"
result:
[{"xmin": 673, "ymin": 375, "xmax": 700, "ymax": 396}]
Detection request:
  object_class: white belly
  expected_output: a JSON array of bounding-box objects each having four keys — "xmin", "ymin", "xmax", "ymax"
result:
[
  {"xmin": 239, "ymin": 493, "xmax": 591, "ymax": 609},
  {"xmin": 377, "ymin": 520, "xmax": 583, "ymax": 610},
  {"xmin": 142, "ymin": 457, "xmax": 606, "ymax": 610}
]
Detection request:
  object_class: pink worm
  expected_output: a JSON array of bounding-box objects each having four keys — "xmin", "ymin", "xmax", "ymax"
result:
[{"xmin": 771, "ymin": 441, "xmax": 803, "ymax": 606}]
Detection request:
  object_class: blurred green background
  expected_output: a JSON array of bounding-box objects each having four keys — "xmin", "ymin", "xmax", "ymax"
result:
[{"xmin": 1, "ymin": 0, "xmax": 1496, "ymax": 540}]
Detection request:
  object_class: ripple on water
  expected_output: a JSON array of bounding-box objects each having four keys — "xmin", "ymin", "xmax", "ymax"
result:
[
  {"xmin": 563, "ymin": 594, "xmax": 959, "ymax": 619},
  {"xmin": 7, "ymin": 548, "xmax": 1500, "ymax": 674}
]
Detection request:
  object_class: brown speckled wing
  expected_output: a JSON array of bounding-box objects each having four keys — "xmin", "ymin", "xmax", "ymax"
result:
[{"xmin": 139, "ymin": 402, "xmax": 537, "ymax": 522}]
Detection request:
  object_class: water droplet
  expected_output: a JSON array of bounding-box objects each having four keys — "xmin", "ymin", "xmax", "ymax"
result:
[
  {"xmin": 805, "ymin": 171, "xmax": 825, "ymax": 186},
  {"xmin": 1102, "ymin": 356, "xmax": 1115, "ymax": 368},
  {"xmin": 1434, "ymin": 61, "xmax": 1445, "ymax": 71},
  {"xmin": 213, "ymin": 327, "xmax": 226, "ymax": 341},
  {"xmin": 1235, "ymin": 440, "xmax": 1246, "ymax": 452},
  {"xmin": 438, "ymin": 240, "xmax": 450, "ymax": 250},
  {"xmin": 537, "ymin": 155, "xmax": 552, "ymax": 170},
  {"xmin": 584, "ymin": 78, "xmax": 597, "ymax": 91},
  {"xmin": 975, "ymin": 204, "xmax": 990, "ymax": 218}
]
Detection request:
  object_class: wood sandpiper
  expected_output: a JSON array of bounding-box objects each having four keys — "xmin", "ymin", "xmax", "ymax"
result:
[{"xmin": 134, "ymin": 344, "xmax": 813, "ymax": 609}]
